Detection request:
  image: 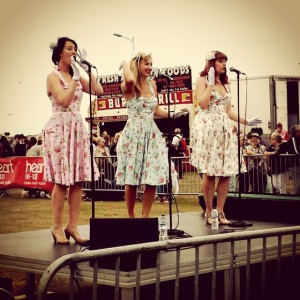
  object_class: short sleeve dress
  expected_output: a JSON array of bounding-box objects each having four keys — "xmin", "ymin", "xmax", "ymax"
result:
[
  {"xmin": 43, "ymin": 66, "xmax": 100, "ymax": 186},
  {"xmin": 190, "ymin": 85, "xmax": 246, "ymax": 176},
  {"xmin": 116, "ymin": 80, "xmax": 169, "ymax": 186}
]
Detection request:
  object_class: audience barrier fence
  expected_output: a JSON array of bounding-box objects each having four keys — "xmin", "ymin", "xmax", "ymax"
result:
[
  {"xmin": 84, "ymin": 154, "xmax": 300, "ymax": 198},
  {"xmin": 0, "ymin": 154, "xmax": 299, "ymax": 198}
]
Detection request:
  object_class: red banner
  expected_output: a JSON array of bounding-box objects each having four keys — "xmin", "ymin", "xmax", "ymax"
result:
[{"xmin": 0, "ymin": 157, "xmax": 54, "ymax": 193}]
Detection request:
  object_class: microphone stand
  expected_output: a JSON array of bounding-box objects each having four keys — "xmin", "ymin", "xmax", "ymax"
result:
[
  {"xmin": 230, "ymin": 71, "xmax": 250, "ymax": 227},
  {"xmin": 87, "ymin": 65, "xmax": 96, "ymax": 218},
  {"xmin": 164, "ymin": 75, "xmax": 184, "ymax": 237}
]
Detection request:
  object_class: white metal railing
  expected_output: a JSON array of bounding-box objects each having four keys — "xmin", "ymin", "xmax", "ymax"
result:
[{"xmin": 36, "ymin": 226, "xmax": 300, "ymax": 300}]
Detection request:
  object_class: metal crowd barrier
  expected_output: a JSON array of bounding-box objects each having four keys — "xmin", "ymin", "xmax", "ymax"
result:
[
  {"xmin": 36, "ymin": 226, "xmax": 300, "ymax": 300},
  {"xmin": 83, "ymin": 154, "xmax": 300, "ymax": 197}
]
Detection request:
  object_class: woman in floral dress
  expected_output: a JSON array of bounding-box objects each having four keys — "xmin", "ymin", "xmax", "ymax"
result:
[
  {"xmin": 191, "ymin": 51, "xmax": 261, "ymax": 225},
  {"xmin": 116, "ymin": 53, "xmax": 187, "ymax": 218},
  {"xmin": 43, "ymin": 37, "xmax": 103, "ymax": 244}
]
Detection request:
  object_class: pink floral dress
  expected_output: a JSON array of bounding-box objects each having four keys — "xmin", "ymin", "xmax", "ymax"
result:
[
  {"xmin": 116, "ymin": 80, "xmax": 169, "ymax": 186},
  {"xmin": 43, "ymin": 66, "xmax": 99, "ymax": 186},
  {"xmin": 190, "ymin": 86, "xmax": 246, "ymax": 176}
]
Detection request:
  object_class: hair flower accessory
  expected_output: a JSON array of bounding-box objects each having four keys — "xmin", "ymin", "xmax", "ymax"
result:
[
  {"xmin": 205, "ymin": 51, "xmax": 216, "ymax": 61},
  {"xmin": 49, "ymin": 42, "xmax": 57, "ymax": 51}
]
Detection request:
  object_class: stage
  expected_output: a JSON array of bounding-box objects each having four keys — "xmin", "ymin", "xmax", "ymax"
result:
[{"xmin": 0, "ymin": 212, "xmax": 300, "ymax": 299}]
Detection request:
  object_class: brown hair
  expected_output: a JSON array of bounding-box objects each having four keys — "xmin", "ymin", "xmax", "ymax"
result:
[{"xmin": 200, "ymin": 51, "xmax": 229, "ymax": 85}]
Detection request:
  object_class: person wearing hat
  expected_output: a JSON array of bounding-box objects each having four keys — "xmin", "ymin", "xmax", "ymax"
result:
[
  {"xmin": 275, "ymin": 122, "xmax": 290, "ymax": 142},
  {"xmin": 14, "ymin": 134, "xmax": 27, "ymax": 156},
  {"xmin": 246, "ymin": 132, "xmax": 267, "ymax": 193}
]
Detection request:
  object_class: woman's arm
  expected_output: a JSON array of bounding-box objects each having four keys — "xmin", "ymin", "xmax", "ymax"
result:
[
  {"xmin": 120, "ymin": 61, "xmax": 135, "ymax": 100},
  {"xmin": 194, "ymin": 76, "xmax": 214, "ymax": 109},
  {"xmin": 80, "ymin": 72, "xmax": 103, "ymax": 95},
  {"xmin": 47, "ymin": 72, "xmax": 77, "ymax": 108},
  {"xmin": 151, "ymin": 80, "xmax": 169, "ymax": 118},
  {"xmin": 227, "ymin": 103, "xmax": 248, "ymax": 124}
]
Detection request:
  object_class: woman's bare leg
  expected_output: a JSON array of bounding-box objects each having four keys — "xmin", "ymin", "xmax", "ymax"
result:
[
  {"xmin": 142, "ymin": 185, "xmax": 156, "ymax": 218},
  {"xmin": 125, "ymin": 185, "xmax": 137, "ymax": 218},
  {"xmin": 51, "ymin": 183, "xmax": 68, "ymax": 242}
]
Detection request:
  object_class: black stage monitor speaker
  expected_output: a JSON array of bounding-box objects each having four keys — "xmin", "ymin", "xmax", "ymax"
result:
[{"xmin": 89, "ymin": 217, "xmax": 159, "ymax": 271}]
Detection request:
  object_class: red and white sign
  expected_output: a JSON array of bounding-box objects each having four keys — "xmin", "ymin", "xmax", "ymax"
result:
[
  {"xmin": 0, "ymin": 157, "xmax": 54, "ymax": 193},
  {"xmin": 96, "ymin": 65, "xmax": 193, "ymax": 111}
]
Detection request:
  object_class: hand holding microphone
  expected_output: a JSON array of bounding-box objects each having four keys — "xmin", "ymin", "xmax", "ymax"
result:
[
  {"xmin": 76, "ymin": 49, "xmax": 93, "ymax": 72},
  {"xmin": 207, "ymin": 67, "xmax": 215, "ymax": 86},
  {"xmin": 247, "ymin": 117, "xmax": 262, "ymax": 126},
  {"xmin": 170, "ymin": 108, "xmax": 189, "ymax": 119},
  {"xmin": 71, "ymin": 56, "xmax": 80, "ymax": 81}
]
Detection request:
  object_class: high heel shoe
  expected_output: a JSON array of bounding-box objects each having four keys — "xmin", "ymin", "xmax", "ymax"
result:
[
  {"xmin": 64, "ymin": 227, "xmax": 89, "ymax": 245},
  {"xmin": 218, "ymin": 212, "xmax": 231, "ymax": 225},
  {"xmin": 51, "ymin": 229, "xmax": 70, "ymax": 245},
  {"xmin": 205, "ymin": 212, "xmax": 212, "ymax": 225}
]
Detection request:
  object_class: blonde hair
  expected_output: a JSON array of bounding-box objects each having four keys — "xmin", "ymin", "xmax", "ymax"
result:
[
  {"xmin": 271, "ymin": 132, "xmax": 280, "ymax": 140},
  {"xmin": 129, "ymin": 52, "xmax": 152, "ymax": 98},
  {"xmin": 96, "ymin": 137, "xmax": 105, "ymax": 144}
]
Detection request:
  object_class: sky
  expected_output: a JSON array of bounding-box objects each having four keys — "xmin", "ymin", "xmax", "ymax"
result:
[{"xmin": 0, "ymin": 0, "xmax": 299, "ymax": 136}]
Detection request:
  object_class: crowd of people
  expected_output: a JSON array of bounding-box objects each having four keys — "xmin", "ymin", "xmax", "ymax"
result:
[
  {"xmin": 1, "ymin": 39, "xmax": 299, "ymax": 245},
  {"xmin": 0, "ymin": 133, "xmax": 43, "ymax": 158},
  {"xmin": 236, "ymin": 124, "xmax": 300, "ymax": 195}
]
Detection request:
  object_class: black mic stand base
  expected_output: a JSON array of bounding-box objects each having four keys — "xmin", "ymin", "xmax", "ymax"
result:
[{"xmin": 168, "ymin": 228, "xmax": 185, "ymax": 236}]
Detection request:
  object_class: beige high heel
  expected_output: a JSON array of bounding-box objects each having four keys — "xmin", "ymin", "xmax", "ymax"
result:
[
  {"xmin": 51, "ymin": 228, "xmax": 70, "ymax": 245},
  {"xmin": 64, "ymin": 226, "xmax": 88, "ymax": 245},
  {"xmin": 218, "ymin": 212, "xmax": 231, "ymax": 225},
  {"xmin": 205, "ymin": 212, "xmax": 212, "ymax": 225}
]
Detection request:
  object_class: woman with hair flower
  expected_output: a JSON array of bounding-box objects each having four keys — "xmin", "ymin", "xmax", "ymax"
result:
[
  {"xmin": 116, "ymin": 53, "xmax": 188, "ymax": 218},
  {"xmin": 43, "ymin": 37, "xmax": 103, "ymax": 245},
  {"xmin": 191, "ymin": 50, "xmax": 261, "ymax": 225}
]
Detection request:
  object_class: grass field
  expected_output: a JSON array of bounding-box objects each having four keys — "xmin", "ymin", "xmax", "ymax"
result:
[{"xmin": 0, "ymin": 188, "xmax": 202, "ymax": 298}]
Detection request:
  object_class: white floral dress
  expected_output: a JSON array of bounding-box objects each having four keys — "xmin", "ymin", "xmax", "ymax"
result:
[
  {"xmin": 116, "ymin": 81, "xmax": 169, "ymax": 186},
  {"xmin": 190, "ymin": 86, "xmax": 246, "ymax": 176},
  {"xmin": 43, "ymin": 66, "xmax": 100, "ymax": 186}
]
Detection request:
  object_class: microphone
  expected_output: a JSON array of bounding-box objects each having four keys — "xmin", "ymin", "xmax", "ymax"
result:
[
  {"xmin": 159, "ymin": 73, "xmax": 173, "ymax": 81},
  {"xmin": 229, "ymin": 67, "xmax": 246, "ymax": 75},
  {"xmin": 151, "ymin": 68, "xmax": 173, "ymax": 80},
  {"xmin": 81, "ymin": 59, "xmax": 94, "ymax": 68},
  {"xmin": 75, "ymin": 57, "xmax": 96, "ymax": 69}
]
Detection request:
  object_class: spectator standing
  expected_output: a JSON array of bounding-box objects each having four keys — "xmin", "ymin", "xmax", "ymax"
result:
[
  {"xmin": 277, "ymin": 125, "xmax": 300, "ymax": 194},
  {"xmin": 275, "ymin": 122, "xmax": 290, "ymax": 142},
  {"xmin": 0, "ymin": 136, "xmax": 13, "ymax": 158},
  {"xmin": 27, "ymin": 136, "xmax": 37, "ymax": 152},
  {"xmin": 237, "ymin": 134, "xmax": 250, "ymax": 193},
  {"xmin": 246, "ymin": 132, "xmax": 267, "ymax": 193},
  {"xmin": 170, "ymin": 128, "xmax": 184, "ymax": 179},
  {"xmin": 26, "ymin": 136, "xmax": 43, "ymax": 157},
  {"xmin": 14, "ymin": 134, "xmax": 27, "ymax": 156},
  {"xmin": 11, "ymin": 134, "xmax": 19, "ymax": 154},
  {"xmin": 264, "ymin": 132, "xmax": 288, "ymax": 194}
]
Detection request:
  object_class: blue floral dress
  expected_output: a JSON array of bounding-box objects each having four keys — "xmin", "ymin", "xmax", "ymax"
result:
[
  {"xmin": 116, "ymin": 81, "xmax": 169, "ymax": 186},
  {"xmin": 190, "ymin": 85, "xmax": 246, "ymax": 176}
]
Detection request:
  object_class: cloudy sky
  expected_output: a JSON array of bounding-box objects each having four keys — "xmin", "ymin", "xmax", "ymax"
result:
[{"xmin": 0, "ymin": 0, "xmax": 299, "ymax": 135}]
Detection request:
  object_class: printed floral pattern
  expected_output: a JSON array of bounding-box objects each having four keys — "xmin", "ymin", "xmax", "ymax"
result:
[
  {"xmin": 190, "ymin": 88, "xmax": 246, "ymax": 176},
  {"xmin": 116, "ymin": 81, "xmax": 169, "ymax": 186},
  {"xmin": 43, "ymin": 66, "xmax": 99, "ymax": 186}
]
